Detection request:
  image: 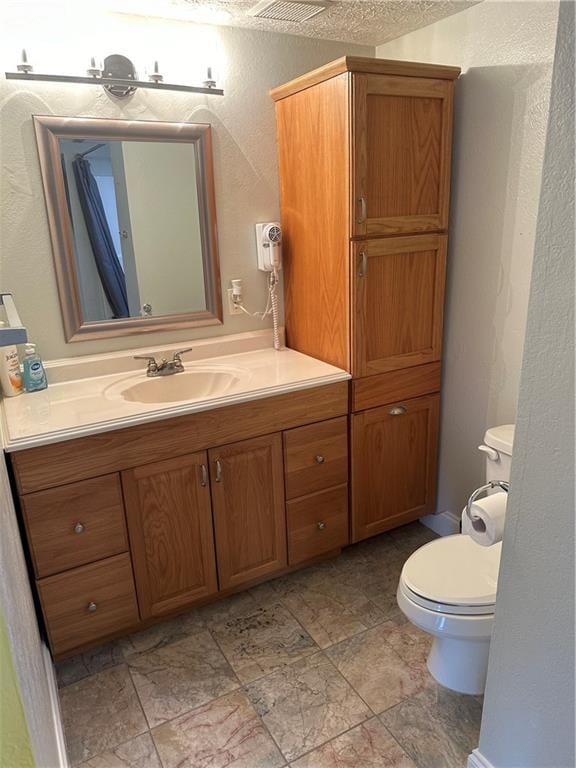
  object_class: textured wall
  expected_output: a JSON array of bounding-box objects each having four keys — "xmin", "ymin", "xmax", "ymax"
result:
[
  {"xmin": 0, "ymin": 8, "xmax": 371, "ymax": 359},
  {"xmin": 0, "ymin": 611, "xmax": 35, "ymax": 768},
  {"xmin": 478, "ymin": 3, "xmax": 574, "ymax": 764},
  {"xmin": 377, "ymin": 1, "xmax": 559, "ymax": 518},
  {"xmin": 0, "ymin": 445, "xmax": 61, "ymax": 766}
]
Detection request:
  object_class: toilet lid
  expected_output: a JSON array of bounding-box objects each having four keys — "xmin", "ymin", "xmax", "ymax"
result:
[{"xmin": 401, "ymin": 535, "xmax": 501, "ymax": 608}]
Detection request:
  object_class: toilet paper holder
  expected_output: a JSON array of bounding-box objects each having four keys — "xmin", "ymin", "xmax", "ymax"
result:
[{"xmin": 465, "ymin": 481, "xmax": 510, "ymax": 529}]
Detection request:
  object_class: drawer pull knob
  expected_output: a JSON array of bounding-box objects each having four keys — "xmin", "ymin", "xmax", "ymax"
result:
[
  {"xmin": 74, "ymin": 522, "xmax": 85, "ymax": 534},
  {"xmin": 317, "ymin": 521, "xmax": 326, "ymax": 531},
  {"xmin": 389, "ymin": 405, "xmax": 407, "ymax": 416},
  {"xmin": 87, "ymin": 602, "xmax": 98, "ymax": 613},
  {"xmin": 315, "ymin": 455, "xmax": 325, "ymax": 464}
]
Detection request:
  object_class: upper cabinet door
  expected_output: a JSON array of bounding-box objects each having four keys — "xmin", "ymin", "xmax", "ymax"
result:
[
  {"xmin": 122, "ymin": 452, "xmax": 218, "ymax": 619},
  {"xmin": 210, "ymin": 434, "xmax": 287, "ymax": 590},
  {"xmin": 353, "ymin": 234, "xmax": 447, "ymax": 377},
  {"xmin": 352, "ymin": 74, "xmax": 454, "ymax": 236}
]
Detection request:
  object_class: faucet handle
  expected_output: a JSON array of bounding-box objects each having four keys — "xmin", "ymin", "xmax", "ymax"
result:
[
  {"xmin": 134, "ymin": 354, "xmax": 158, "ymax": 371},
  {"xmin": 172, "ymin": 348, "xmax": 193, "ymax": 361}
]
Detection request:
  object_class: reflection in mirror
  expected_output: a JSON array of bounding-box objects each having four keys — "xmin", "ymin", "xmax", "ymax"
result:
[
  {"xmin": 60, "ymin": 139, "xmax": 207, "ymax": 321},
  {"xmin": 34, "ymin": 116, "xmax": 222, "ymax": 341}
]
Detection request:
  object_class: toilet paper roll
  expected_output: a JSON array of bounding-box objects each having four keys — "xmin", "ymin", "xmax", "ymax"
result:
[{"xmin": 461, "ymin": 492, "xmax": 507, "ymax": 546}]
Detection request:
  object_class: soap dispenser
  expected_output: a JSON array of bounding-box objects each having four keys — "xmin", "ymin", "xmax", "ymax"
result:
[{"xmin": 22, "ymin": 343, "xmax": 48, "ymax": 392}]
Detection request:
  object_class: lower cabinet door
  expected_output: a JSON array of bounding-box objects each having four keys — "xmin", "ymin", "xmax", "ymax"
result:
[
  {"xmin": 122, "ymin": 452, "xmax": 218, "ymax": 619},
  {"xmin": 209, "ymin": 433, "xmax": 287, "ymax": 590},
  {"xmin": 351, "ymin": 394, "xmax": 440, "ymax": 542}
]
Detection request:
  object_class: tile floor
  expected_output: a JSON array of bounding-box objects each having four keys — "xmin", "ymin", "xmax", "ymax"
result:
[{"xmin": 56, "ymin": 522, "xmax": 483, "ymax": 768}]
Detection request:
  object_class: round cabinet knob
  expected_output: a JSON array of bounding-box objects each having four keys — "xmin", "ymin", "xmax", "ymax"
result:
[
  {"xmin": 315, "ymin": 455, "xmax": 325, "ymax": 464},
  {"xmin": 74, "ymin": 522, "xmax": 85, "ymax": 534},
  {"xmin": 389, "ymin": 405, "xmax": 407, "ymax": 416},
  {"xmin": 317, "ymin": 521, "xmax": 326, "ymax": 531},
  {"xmin": 87, "ymin": 602, "xmax": 98, "ymax": 613}
]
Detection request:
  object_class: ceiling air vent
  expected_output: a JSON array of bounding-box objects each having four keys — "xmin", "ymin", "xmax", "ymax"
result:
[{"xmin": 248, "ymin": 0, "xmax": 329, "ymax": 22}]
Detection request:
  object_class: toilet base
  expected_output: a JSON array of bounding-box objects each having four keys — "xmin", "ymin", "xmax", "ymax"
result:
[{"xmin": 427, "ymin": 635, "xmax": 491, "ymax": 695}]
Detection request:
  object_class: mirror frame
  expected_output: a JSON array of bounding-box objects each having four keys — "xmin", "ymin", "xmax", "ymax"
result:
[{"xmin": 33, "ymin": 114, "xmax": 223, "ymax": 341}]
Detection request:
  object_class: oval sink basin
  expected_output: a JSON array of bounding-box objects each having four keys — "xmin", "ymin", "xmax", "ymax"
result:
[{"xmin": 106, "ymin": 368, "xmax": 245, "ymax": 405}]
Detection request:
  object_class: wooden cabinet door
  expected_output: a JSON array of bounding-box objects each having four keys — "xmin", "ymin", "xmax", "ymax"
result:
[
  {"xmin": 122, "ymin": 452, "xmax": 218, "ymax": 619},
  {"xmin": 353, "ymin": 234, "xmax": 447, "ymax": 377},
  {"xmin": 352, "ymin": 74, "xmax": 454, "ymax": 236},
  {"xmin": 210, "ymin": 434, "xmax": 287, "ymax": 590},
  {"xmin": 351, "ymin": 394, "xmax": 440, "ymax": 542}
]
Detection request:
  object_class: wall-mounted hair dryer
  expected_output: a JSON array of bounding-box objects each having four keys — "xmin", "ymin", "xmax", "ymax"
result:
[{"xmin": 255, "ymin": 222, "xmax": 282, "ymax": 272}]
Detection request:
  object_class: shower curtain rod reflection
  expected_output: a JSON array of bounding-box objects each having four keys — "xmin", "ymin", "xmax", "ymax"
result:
[{"xmin": 76, "ymin": 142, "xmax": 106, "ymax": 158}]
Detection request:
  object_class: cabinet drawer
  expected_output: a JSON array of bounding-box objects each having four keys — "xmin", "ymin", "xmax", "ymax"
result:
[
  {"xmin": 38, "ymin": 553, "xmax": 139, "ymax": 656},
  {"xmin": 284, "ymin": 417, "xmax": 348, "ymax": 500},
  {"xmin": 287, "ymin": 484, "xmax": 349, "ymax": 565},
  {"xmin": 352, "ymin": 363, "xmax": 441, "ymax": 412},
  {"xmin": 22, "ymin": 475, "xmax": 128, "ymax": 578}
]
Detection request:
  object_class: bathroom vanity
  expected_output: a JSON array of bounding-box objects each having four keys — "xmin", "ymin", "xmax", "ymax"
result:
[
  {"xmin": 4, "ymin": 342, "xmax": 351, "ymax": 657},
  {"xmin": 3, "ymin": 55, "xmax": 459, "ymax": 661}
]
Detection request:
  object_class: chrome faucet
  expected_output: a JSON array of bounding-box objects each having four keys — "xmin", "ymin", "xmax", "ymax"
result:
[{"xmin": 134, "ymin": 348, "xmax": 193, "ymax": 377}]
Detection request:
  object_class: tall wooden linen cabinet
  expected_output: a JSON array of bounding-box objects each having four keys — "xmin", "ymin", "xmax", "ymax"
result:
[{"xmin": 271, "ymin": 57, "xmax": 460, "ymax": 542}]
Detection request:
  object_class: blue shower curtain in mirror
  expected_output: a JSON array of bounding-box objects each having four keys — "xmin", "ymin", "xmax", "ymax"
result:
[{"xmin": 72, "ymin": 156, "xmax": 130, "ymax": 318}]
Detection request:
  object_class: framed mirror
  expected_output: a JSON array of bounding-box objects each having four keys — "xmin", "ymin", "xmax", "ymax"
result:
[{"xmin": 33, "ymin": 115, "xmax": 222, "ymax": 341}]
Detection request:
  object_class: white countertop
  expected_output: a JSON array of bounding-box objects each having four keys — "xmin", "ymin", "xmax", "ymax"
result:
[{"xmin": 1, "ymin": 337, "xmax": 349, "ymax": 452}]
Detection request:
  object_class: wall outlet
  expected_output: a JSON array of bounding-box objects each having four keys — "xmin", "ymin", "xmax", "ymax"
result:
[{"xmin": 227, "ymin": 288, "xmax": 243, "ymax": 315}]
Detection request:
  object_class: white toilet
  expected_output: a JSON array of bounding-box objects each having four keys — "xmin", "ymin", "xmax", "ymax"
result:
[{"xmin": 396, "ymin": 425, "xmax": 515, "ymax": 695}]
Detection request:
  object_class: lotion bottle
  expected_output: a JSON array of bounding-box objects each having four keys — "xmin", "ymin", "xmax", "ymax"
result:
[
  {"xmin": 0, "ymin": 323, "xmax": 23, "ymax": 397},
  {"xmin": 22, "ymin": 343, "xmax": 48, "ymax": 392}
]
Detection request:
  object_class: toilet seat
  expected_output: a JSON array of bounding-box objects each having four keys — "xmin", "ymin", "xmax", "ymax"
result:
[{"xmin": 400, "ymin": 534, "xmax": 501, "ymax": 615}]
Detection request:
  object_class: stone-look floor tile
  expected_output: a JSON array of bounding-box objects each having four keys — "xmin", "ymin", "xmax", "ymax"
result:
[
  {"xmin": 127, "ymin": 631, "xmax": 239, "ymax": 728},
  {"xmin": 80, "ymin": 733, "xmax": 161, "ymax": 768},
  {"xmin": 290, "ymin": 718, "xmax": 417, "ymax": 768},
  {"xmin": 275, "ymin": 576, "xmax": 386, "ymax": 649},
  {"xmin": 118, "ymin": 615, "xmax": 201, "ymax": 659},
  {"xmin": 56, "ymin": 642, "xmax": 125, "ymax": 687},
  {"xmin": 380, "ymin": 686, "xmax": 483, "ymax": 768},
  {"xmin": 245, "ymin": 651, "xmax": 371, "ymax": 762},
  {"xmin": 326, "ymin": 624, "xmax": 432, "ymax": 715},
  {"xmin": 118, "ymin": 593, "xmax": 259, "ymax": 659},
  {"xmin": 333, "ymin": 538, "xmax": 408, "ymax": 600},
  {"xmin": 388, "ymin": 523, "xmax": 438, "ymax": 555},
  {"xmin": 60, "ymin": 665, "xmax": 147, "ymax": 766},
  {"xmin": 152, "ymin": 689, "xmax": 285, "ymax": 768},
  {"xmin": 381, "ymin": 623, "xmax": 432, "ymax": 671},
  {"xmin": 211, "ymin": 601, "xmax": 318, "ymax": 683}
]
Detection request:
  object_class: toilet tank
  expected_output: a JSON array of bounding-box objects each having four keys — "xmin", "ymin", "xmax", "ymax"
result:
[{"xmin": 479, "ymin": 424, "xmax": 515, "ymax": 484}]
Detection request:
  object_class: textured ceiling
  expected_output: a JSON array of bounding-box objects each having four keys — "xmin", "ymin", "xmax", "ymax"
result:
[{"xmin": 110, "ymin": 0, "xmax": 481, "ymax": 46}]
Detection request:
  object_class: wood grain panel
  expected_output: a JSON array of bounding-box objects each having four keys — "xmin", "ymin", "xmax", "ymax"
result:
[
  {"xmin": 122, "ymin": 452, "xmax": 218, "ymax": 619},
  {"xmin": 283, "ymin": 416, "xmax": 348, "ymax": 499},
  {"xmin": 210, "ymin": 433, "xmax": 287, "ymax": 589},
  {"xmin": 353, "ymin": 75, "xmax": 454, "ymax": 236},
  {"xmin": 352, "ymin": 363, "xmax": 441, "ymax": 412},
  {"xmin": 37, "ymin": 553, "xmax": 139, "ymax": 655},
  {"xmin": 287, "ymin": 484, "xmax": 349, "ymax": 565},
  {"xmin": 353, "ymin": 235, "xmax": 447, "ymax": 377},
  {"xmin": 11, "ymin": 382, "xmax": 348, "ymax": 494},
  {"xmin": 276, "ymin": 73, "xmax": 351, "ymax": 370},
  {"xmin": 270, "ymin": 56, "xmax": 460, "ymax": 101},
  {"xmin": 21, "ymin": 475, "xmax": 128, "ymax": 578},
  {"xmin": 351, "ymin": 394, "xmax": 440, "ymax": 542}
]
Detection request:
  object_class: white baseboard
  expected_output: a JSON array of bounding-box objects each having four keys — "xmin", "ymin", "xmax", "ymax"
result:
[
  {"xmin": 468, "ymin": 748, "xmax": 496, "ymax": 768},
  {"xmin": 43, "ymin": 644, "xmax": 69, "ymax": 768},
  {"xmin": 420, "ymin": 509, "xmax": 461, "ymax": 536}
]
